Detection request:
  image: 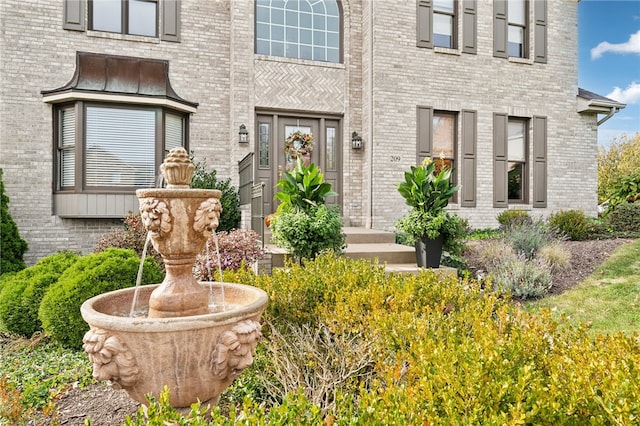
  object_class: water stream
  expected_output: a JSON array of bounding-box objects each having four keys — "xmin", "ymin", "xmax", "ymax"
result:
[{"xmin": 129, "ymin": 231, "xmax": 152, "ymax": 317}]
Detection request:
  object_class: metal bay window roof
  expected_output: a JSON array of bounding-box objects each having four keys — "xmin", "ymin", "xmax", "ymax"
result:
[{"xmin": 41, "ymin": 51, "xmax": 198, "ymax": 112}]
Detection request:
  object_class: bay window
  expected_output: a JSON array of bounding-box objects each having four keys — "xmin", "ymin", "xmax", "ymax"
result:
[{"xmin": 56, "ymin": 103, "xmax": 188, "ymax": 192}]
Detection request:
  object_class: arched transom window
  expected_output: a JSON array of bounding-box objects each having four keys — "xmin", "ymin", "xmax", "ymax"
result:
[{"xmin": 255, "ymin": 0, "xmax": 341, "ymax": 63}]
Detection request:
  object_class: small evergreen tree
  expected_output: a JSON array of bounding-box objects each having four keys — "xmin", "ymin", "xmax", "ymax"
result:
[
  {"xmin": 190, "ymin": 158, "xmax": 241, "ymax": 232},
  {"xmin": 0, "ymin": 169, "xmax": 28, "ymax": 275}
]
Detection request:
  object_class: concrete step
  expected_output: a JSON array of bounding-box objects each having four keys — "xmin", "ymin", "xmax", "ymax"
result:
[
  {"xmin": 342, "ymin": 227, "xmax": 397, "ymax": 244},
  {"xmin": 263, "ymin": 227, "xmax": 456, "ymax": 275},
  {"xmin": 344, "ymin": 242, "xmax": 416, "ymax": 264}
]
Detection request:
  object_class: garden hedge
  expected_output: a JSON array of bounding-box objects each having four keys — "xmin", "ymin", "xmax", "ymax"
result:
[
  {"xmin": 0, "ymin": 251, "xmax": 79, "ymax": 337},
  {"xmin": 38, "ymin": 248, "xmax": 163, "ymax": 349}
]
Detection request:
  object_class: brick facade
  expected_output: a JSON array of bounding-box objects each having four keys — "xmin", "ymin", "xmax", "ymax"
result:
[{"xmin": 0, "ymin": 0, "xmax": 600, "ymax": 264}]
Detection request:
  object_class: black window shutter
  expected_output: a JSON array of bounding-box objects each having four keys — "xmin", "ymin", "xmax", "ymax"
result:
[
  {"xmin": 493, "ymin": 0, "xmax": 507, "ymax": 58},
  {"xmin": 493, "ymin": 113, "xmax": 508, "ymax": 208},
  {"xmin": 63, "ymin": 0, "xmax": 85, "ymax": 31},
  {"xmin": 462, "ymin": 0, "xmax": 477, "ymax": 54},
  {"xmin": 461, "ymin": 110, "xmax": 477, "ymax": 207},
  {"xmin": 162, "ymin": 0, "xmax": 181, "ymax": 42},
  {"xmin": 417, "ymin": 0, "xmax": 433, "ymax": 48},
  {"xmin": 534, "ymin": 0, "xmax": 547, "ymax": 63},
  {"xmin": 417, "ymin": 106, "xmax": 433, "ymax": 163},
  {"xmin": 532, "ymin": 116, "xmax": 547, "ymax": 207}
]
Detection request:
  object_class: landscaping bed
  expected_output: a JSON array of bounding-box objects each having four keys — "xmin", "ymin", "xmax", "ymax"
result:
[{"xmin": 20, "ymin": 238, "xmax": 636, "ymax": 426}]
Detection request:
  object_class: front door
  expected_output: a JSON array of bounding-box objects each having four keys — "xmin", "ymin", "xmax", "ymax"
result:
[{"xmin": 255, "ymin": 114, "xmax": 342, "ymax": 215}]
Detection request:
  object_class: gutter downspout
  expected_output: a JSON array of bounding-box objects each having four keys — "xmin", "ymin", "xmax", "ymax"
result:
[
  {"xmin": 366, "ymin": 0, "xmax": 374, "ymax": 229},
  {"xmin": 597, "ymin": 107, "xmax": 620, "ymax": 126}
]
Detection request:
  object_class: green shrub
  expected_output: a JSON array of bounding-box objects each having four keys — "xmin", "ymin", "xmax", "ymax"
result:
[
  {"xmin": 270, "ymin": 204, "xmax": 345, "ymax": 261},
  {"xmin": 190, "ymin": 158, "xmax": 241, "ymax": 232},
  {"xmin": 0, "ymin": 169, "xmax": 28, "ymax": 275},
  {"xmin": 608, "ymin": 201, "xmax": 640, "ymax": 234},
  {"xmin": 496, "ymin": 209, "xmax": 532, "ymax": 230},
  {"xmin": 128, "ymin": 255, "xmax": 640, "ymax": 424},
  {"xmin": 38, "ymin": 248, "xmax": 163, "ymax": 349},
  {"xmin": 0, "ymin": 251, "xmax": 79, "ymax": 337},
  {"xmin": 503, "ymin": 219, "xmax": 556, "ymax": 259},
  {"xmin": 548, "ymin": 209, "xmax": 590, "ymax": 241}
]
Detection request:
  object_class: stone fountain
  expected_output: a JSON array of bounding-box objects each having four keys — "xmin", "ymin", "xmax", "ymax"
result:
[{"xmin": 80, "ymin": 148, "xmax": 268, "ymax": 408}]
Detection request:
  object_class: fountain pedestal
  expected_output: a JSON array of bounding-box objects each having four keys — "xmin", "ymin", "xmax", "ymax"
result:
[{"xmin": 80, "ymin": 148, "xmax": 268, "ymax": 408}]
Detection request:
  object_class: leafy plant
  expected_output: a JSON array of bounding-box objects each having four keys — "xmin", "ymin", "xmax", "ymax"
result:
[
  {"xmin": 270, "ymin": 204, "xmax": 345, "ymax": 261},
  {"xmin": 606, "ymin": 171, "xmax": 640, "ymax": 213},
  {"xmin": 194, "ymin": 229, "xmax": 264, "ymax": 280},
  {"xmin": 190, "ymin": 158, "xmax": 241, "ymax": 232},
  {"xmin": 396, "ymin": 157, "xmax": 459, "ymax": 213},
  {"xmin": 38, "ymin": 248, "xmax": 163, "ymax": 349},
  {"xmin": 548, "ymin": 209, "xmax": 590, "ymax": 241},
  {"xmin": 0, "ymin": 336, "xmax": 93, "ymax": 415},
  {"xmin": 395, "ymin": 209, "xmax": 447, "ymax": 243},
  {"xmin": 274, "ymin": 157, "xmax": 337, "ymax": 213},
  {"xmin": 0, "ymin": 169, "xmax": 28, "ymax": 275}
]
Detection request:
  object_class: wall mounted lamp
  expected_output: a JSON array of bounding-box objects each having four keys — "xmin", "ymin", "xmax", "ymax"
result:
[
  {"xmin": 351, "ymin": 131, "xmax": 363, "ymax": 149},
  {"xmin": 239, "ymin": 124, "xmax": 249, "ymax": 144}
]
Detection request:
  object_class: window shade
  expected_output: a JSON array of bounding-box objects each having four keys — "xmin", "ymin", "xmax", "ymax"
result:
[
  {"xmin": 85, "ymin": 107, "xmax": 155, "ymax": 187},
  {"xmin": 164, "ymin": 112, "xmax": 184, "ymax": 155},
  {"xmin": 60, "ymin": 107, "xmax": 76, "ymax": 187}
]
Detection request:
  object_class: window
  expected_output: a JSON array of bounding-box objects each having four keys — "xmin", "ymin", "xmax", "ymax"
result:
[
  {"xmin": 432, "ymin": 112, "xmax": 456, "ymax": 172},
  {"xmin": 417, "ymin": 0, "xmax": 477, "ymax": 53},
  {"xmin": 63, "ymin": 0, "xmax": 181, "ymax": 42},
  {"xmin": 417, "ymin": 107, "xmax": 459, "ymax": 202},
  {"xmin": 433, "ymin": 0, "xmax": 455, "ymax": 48},
  {"xmin": 507, "ymin": 0, "xmax": 526, "ymax": 57},
  {"xmin": 56, "ymin": 103, "xmax": 188, "ymax": 191},
  {"xmin": 493, "ymin": 0, "xmax": 546, "ymax": 62},
  {"xmin": 255, "ymin": 0, "xmax": 342, "ymax": 63},
  {"xmin": 507, "ymin": 119, "xmax": 526, "ymax": 201},
  {"xmin": 90, "ymin": 0, "xmax": 158, "ymax": 37},
  {"xmin": 493, "ymin": 114, "xmax": 547, "ymax": 207}
]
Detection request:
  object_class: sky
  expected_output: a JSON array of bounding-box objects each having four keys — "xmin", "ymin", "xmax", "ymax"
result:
[{"xmin": 578, "ymin": 0, "xmax": 640, "ymax": 146}]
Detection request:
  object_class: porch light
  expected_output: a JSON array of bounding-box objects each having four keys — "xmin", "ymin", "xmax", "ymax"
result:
[
  {"xmin": 239, "ymin": 124, "xmax": 249, "ymax": 144},
  {"xmin": 351, "ymin": 131, "xmax": 363, "ymax": 149}
]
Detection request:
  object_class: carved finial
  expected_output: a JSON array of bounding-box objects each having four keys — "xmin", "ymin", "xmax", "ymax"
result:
[{"xmin": 161, "ymin": 147, "xmax": 195, "ymax": 188}]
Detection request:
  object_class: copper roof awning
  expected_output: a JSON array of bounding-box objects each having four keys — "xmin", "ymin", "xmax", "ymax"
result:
[{"xmin": 42, "ymin": 51, "xmax": 198, "ymax": 112}]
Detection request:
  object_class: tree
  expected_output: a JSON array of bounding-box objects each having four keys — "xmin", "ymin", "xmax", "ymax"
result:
[
  {"xmin": 0, "ymin": 169, "xmax": 28, "ymax": 274},
  {"xmin": 598, "ymin": 132, "xmax": 640, "ymax": 203}
]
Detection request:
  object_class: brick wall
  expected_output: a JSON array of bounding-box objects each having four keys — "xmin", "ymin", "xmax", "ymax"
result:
[{"xmin": 0, "ymin": 0, "xmax": 595, "ymax": 264}]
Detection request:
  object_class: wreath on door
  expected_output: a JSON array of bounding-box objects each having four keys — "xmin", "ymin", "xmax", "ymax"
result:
[{"xmin": 284, "ymin": 131, "xmax": 314, "ymax": 158}]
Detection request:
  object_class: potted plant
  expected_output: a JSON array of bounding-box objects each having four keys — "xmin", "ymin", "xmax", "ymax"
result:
[
  {"xmin": 270, "ymin": 157, "xmax": 345, "ymax": 263},
  {"xmin": 395, "ymin": 158, "xmax": 460, "ymax": 268}
]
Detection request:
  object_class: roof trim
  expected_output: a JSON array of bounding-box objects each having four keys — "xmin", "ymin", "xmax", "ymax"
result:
[
  {"xmin": 577, "ymin": 87, "xmax": 625, "ymax": 113},
  {"xmin": 41, "ymin": 51, "xmax": 198, "ymax": 110}
]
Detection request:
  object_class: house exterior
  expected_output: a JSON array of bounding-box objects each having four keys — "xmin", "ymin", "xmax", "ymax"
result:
[{"xmin": 0, "ymin": 0, "xmax": 623, "ymax": 264}]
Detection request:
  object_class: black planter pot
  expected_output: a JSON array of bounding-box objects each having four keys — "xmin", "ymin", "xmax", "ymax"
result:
[{"xmin": 414, "ymin": 234, "xmax": 444, "ymax": 268}]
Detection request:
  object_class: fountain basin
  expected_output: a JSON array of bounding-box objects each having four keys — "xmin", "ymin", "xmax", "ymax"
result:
[{"xmin": 80, "ymin": 282, "xmax": 268, "ymax": 408}]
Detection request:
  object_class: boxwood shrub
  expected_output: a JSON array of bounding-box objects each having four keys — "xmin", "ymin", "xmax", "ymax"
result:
[
  {"xmin": 213, "ymin": 254, "xmax": 640, "ymax": 425},
  {"xmin": 0, "ymin": 251, "xmax": 79, "ymax": 337},
  {"xmin": 38, "ymin": 248, "xmax": 163, "ymax": 349}
]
